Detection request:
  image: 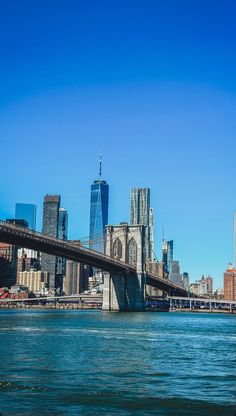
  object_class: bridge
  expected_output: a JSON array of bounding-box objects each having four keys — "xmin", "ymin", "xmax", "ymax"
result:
[{"xmin": 0, "ymin": 221, "xmax": 187, "ymax": 311}]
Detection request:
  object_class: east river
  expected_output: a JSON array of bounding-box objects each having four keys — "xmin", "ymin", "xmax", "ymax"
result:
[{"xmin": 0, "ymin": 310, "xmax": 235, "ymax": 416}]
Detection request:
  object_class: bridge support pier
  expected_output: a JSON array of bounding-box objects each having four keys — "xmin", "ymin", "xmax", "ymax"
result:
[{"xmin": 102, "ymin": 271, "xmax": 146, "ymax": 311}]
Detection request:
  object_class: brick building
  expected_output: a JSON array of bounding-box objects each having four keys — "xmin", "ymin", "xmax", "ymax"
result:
[{"xmin": 224, "ymin": 264, "xmax": 236, "ymax": 301}]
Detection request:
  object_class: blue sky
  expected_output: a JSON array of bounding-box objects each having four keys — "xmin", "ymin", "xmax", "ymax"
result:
[{"xmin": 1, "ymin": 0, "xmax": 236, "ymax": 288}]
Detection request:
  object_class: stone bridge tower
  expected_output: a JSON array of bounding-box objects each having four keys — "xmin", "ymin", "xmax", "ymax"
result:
[{"xmin": 102, "ymin": 224, "xmax": 147, "ymax": 311}]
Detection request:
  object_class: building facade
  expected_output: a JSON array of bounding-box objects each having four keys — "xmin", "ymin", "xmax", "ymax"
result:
[
  {"xmin": 149, "ymin": 208, "xmax": 154, "ymax": 261},
  {"xmin": 224, "ymin": 265, "xmax": 236, "ymax": 300},
  {"xmin": 89, "ymin": 157, "xmax": 109, "ymax": 253},
  {"xmin": 162, "ymin": 239, "xmax": 173, "ymax": 275},
  {"xmin": 130, "ymin": 188, "xmax": 151, "ymax": 260},
  {"xmin": 0, "ymin": 243, "xmax": 18, "ymax": 288},
  {"xmin": 169, "ymin": 260, "xmax": 184, "ymax": 287},
  {"xmin": 65, "ymin": 261, "xmax": 88, "ymax": 295},
  {"xmin": 15, "ymin": 203, "xmax": 37, "ymax": 230},
  {"xmin": 57, "ymin": 208, "xmax": 68, "ymax": 278},
  {"xmin": 182, "ymin": 272, "xmax": 190, "ymax": 290},
  {"xmin": 17, "ymin": 248, "xmax": 40, "ymax": 279},
  {"xmin": 18, "ymin": 271, "xmax": 49, "ymax": 294},
  {"xmin": 189, "ymin": 275, "xmax": 214, "ymax": 297},
  {"xmin": 41, "ymin": 194, "xmax": 60, "ymax": 290}
]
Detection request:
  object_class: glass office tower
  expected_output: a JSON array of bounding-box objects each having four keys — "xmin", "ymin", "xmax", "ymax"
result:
[
  {"xmin": 58, "ymin": 208, "xmax": 68, "ymax": 241},
  {"xmin": 89, "ymin": 156, "xmax": 109, "ymax": 253},
  {"xmin": 162, "ymin": 239, "xmax": 173, "ymax": 274},
  {"xmin": 41, "ymin": 194, "xmax": 60, "ymax": 290},
  {"xmin": 15, "ymin": 203, "xmax": 37, "ymax": 230},
  {"xmin": 57, "ymin": 208, "xmax": 68, "ymax": 278}
]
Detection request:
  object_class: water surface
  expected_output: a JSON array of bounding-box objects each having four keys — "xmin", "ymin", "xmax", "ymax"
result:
[{"xmin": 0, "ymin": 310, "xmax": 235, "ymax": 415}]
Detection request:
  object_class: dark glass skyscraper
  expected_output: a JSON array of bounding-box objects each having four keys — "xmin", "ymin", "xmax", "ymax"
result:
[
  {"xmin": 57, "ymin": 208, "xmax": 68, "ymax": 278},
  {"xmin": 15, "ymin": 203, "xmax": 37, "ymax": 230},
  {"xmin": 41, "ymin": 194, "xmax": 60, "ymax": 290},
  {"xmin": 89, "ymin": 156, "xmax": 109, "ymax": 253},
  {"xmin": 162, "ymin": 239, "xmax": 173, "ymax": 274},
  {"xmin": 58, "ymin": 208, "xmax": 68, "ymax": 241}
]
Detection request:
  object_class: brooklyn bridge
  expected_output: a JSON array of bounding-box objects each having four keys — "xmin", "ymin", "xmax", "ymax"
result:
[{"xmin": 0, "ymin": 220, "xmax": 187, "ymax": 311}]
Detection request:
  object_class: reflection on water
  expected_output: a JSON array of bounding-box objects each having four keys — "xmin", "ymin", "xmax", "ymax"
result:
[{"xmin": 0, "ymin": 310, "xmax": 235, "ymax": 415}]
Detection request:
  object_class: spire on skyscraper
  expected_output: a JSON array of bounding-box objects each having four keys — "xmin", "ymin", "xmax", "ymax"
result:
[{"xmin": 99, "ymin": 153, "xmax": 102, "ymax": 179}]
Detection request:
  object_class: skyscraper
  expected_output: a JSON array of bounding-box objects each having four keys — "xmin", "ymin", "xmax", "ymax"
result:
[
  {"xmin": 162, "ymin": 239, "xmax": 173, "ymax": 274},
  {"xmin": 130, "ymin": 188, "xmax": 151, "ymax": 259},
  {"xmin": 149, "ymin": 208, "xmax": 154, "ymax": 261},
  {"xmin": 169, "ymin": 260, "xmax": 184, "ymax": 287},
  {"xmin": 89, "ymin": 155, "xmax": 109, "ymax": 253},
  {"xmin": 182, "ymin": 272, "xmax": 190, "ymax": 290},
  {"xmin": 41, "ymin": 194, "xmax": 60, "ymax": 290},
  {"xmin": 58, "ymin": 208, "xmax": 68, "ymax": 241},
  {"xmin": 57, "ymin": 208, "xmax": 68, "ymax": 278},
  {"xmin": 15, "ymin": 203, "xmax": 37, "ymax": 230}
]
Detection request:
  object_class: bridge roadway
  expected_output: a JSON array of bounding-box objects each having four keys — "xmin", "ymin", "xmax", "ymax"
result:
[{"xmin": 0, "ymin": 221, "xmax": 187, "ymax": 295}]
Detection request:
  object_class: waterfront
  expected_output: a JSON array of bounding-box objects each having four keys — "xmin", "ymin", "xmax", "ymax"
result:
[{"xmin": 0, "ymin": 311, "xmax": 235, "ymax": 415}]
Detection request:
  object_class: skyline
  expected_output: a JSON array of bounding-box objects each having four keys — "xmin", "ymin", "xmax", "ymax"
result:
[
  {"xmin": 1, "ymin": 174, "xmax": 234, "ymax": 289},
  {"xmin": 1, "ymin": 0, "xmax": 236, "ymax": 288}
]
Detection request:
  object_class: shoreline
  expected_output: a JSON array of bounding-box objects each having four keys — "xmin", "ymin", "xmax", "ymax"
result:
[{"xmin": 0, "ymin": 304, "xmax": 235, "ymax": 314}]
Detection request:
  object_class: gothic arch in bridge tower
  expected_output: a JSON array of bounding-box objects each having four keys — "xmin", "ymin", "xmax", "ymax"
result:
[
  {"xmin": 112, "ymin": 238, "xmax": 122, "ymax": 260},
  {"xmin": 128, "ymin": 237, "xmax": 137, "ymax": 266}
]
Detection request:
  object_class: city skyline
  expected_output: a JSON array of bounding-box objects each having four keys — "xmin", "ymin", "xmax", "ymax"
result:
[
  {"xmin": 1, "ymin": 182, "xmax": 232, "ymax": 290},
  {"xmin": 1, "ymin": 1, "xmax": 236, "ymax": 289}
]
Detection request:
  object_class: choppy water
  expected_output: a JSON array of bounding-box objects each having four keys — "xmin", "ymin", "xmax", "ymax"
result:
[{"xmin": 0, "ymin": 310, "xmax": 235, "ymax": 415}]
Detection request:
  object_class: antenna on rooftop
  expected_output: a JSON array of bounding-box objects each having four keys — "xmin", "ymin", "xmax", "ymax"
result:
[{"xmin": 99, "ymin": 153, "xmax": 102, "ymax": 179}]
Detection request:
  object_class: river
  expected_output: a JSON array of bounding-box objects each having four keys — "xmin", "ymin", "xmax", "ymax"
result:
[{"xmin": 0, "ymin": 310, "xmax": 235, "ymax": 415}]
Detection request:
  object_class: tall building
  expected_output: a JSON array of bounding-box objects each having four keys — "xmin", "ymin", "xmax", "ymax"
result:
[
  {"xmin": 169, "ymin": 260, "xmax": 184, "ymax": 287},
  {"xmin": 182, "ymin": 272, "xmax": 190, "ymax": 290},
  {"xmin": 0, "ymin": 243, "xmax": 18, "ymax": 288},
  {"xmin": 204, "ymin": 275, "xmax": 213, "ymax": 294},
  {"xmin": 15, "ymin": 203, "xmax": 37, "ymax": 230},
  {"xmin": 41, "ymin": 194, "xmax": 60, "ymax": 290},
  {"xmin": 162, "ymin": 239, "xmax": 173, "ymax": 274},
  {"xmin": 130, "ymin": 188, "xmax": 151, "ymax": 259},
  {"xmin": 58, "ymin": 208, "xmax": 68, "ymax": 240},
  {"xmin": 89, "ymin": 155, "xmax": 109, "ymax": 253},
  {"xmin": 224, "ymin": 264, "xmax": 236, "ymax": 300},
  {"xmin": 65, "ymin": 261, "xmax": 88, "ymax": 295},
  {"xmin": 57, "ymin": 208, "xmax": 68, "ymax": 278},
  {"xmin": 1, "ymin": 219, "xmax": 29, "ymax": 287},
  {"xmin": 149, "ymin": 208, "xmax": 154, "ymax": 261}
]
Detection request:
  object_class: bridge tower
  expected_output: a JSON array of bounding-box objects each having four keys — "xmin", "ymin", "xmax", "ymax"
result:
[{"xmin": 102, "ymin": 224, "xmax": 147, "ymax": 311}]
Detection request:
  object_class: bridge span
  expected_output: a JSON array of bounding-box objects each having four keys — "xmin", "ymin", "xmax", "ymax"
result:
[{"xmin": 0, "ymin": 221, "xmax": 187, "ymax": 310}]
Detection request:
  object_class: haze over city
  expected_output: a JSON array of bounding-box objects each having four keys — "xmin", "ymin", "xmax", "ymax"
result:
[{"xmin": 1, "ymin": 0, "xmax": 236, "ymax": 289}]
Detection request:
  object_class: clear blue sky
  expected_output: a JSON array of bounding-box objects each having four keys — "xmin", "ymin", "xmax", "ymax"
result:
[{"xmin": 1, "ymin": 0, "xmax": 236, "ymax": 289}]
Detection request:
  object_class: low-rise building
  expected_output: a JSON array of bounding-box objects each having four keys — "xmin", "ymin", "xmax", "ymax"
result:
[{"xmin": 18, "ymin": 271, "xmax": 49, "ymax": 294}]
